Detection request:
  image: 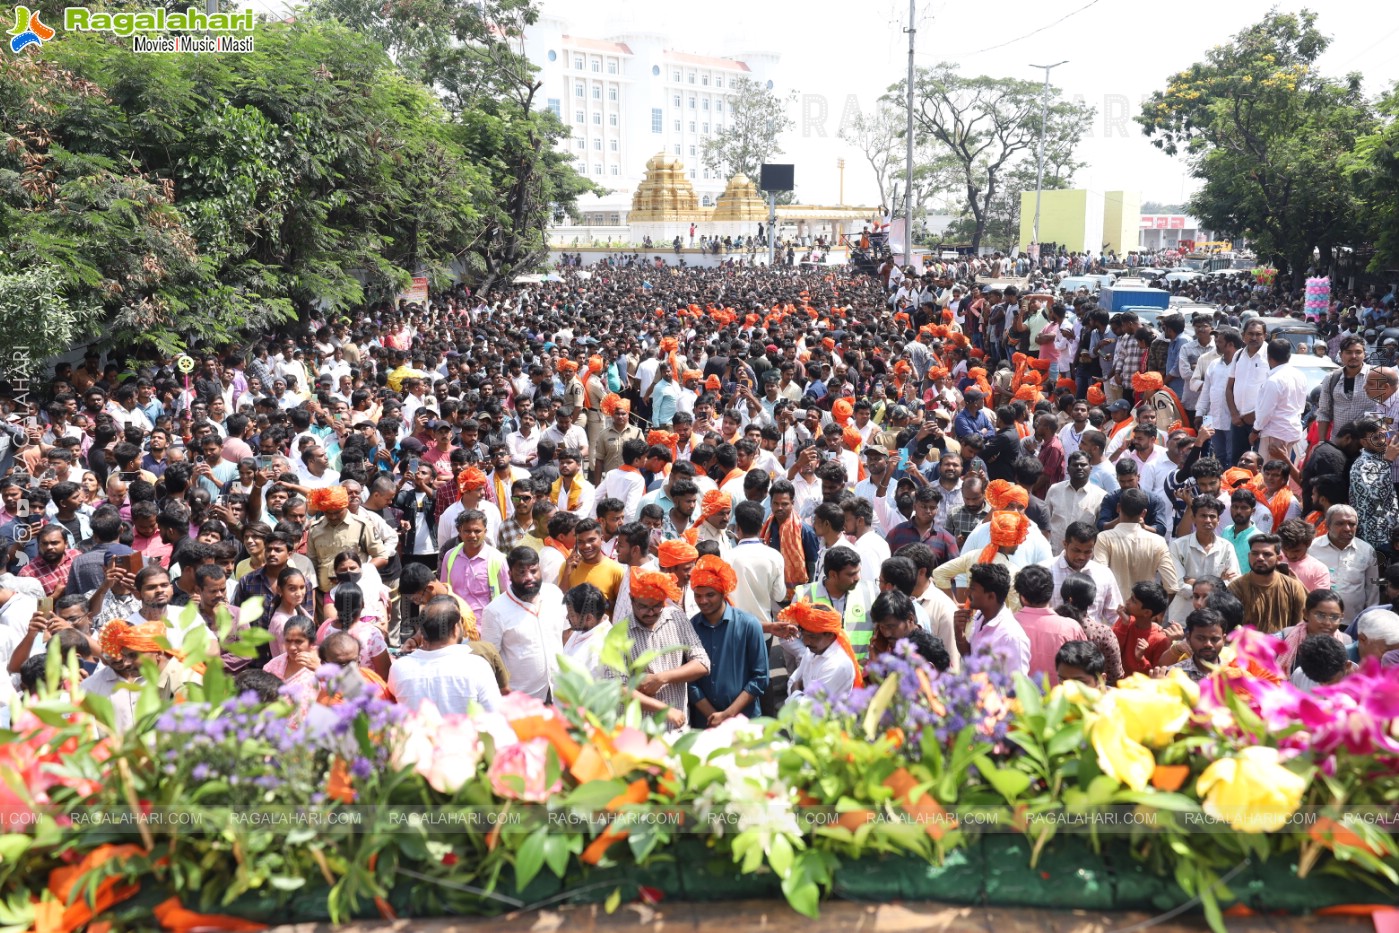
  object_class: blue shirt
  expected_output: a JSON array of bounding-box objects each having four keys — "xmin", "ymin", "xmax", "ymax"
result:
[
  {"xmin": 650, "ymin": 378, "xmax": 681, "ymax": 427},
  {"xmin": 1164, "ymin": 335, "xmax": 1186, "ymax": 382},
  {"xmin": 688, "ymin": 606, "xmax": 769, "ymax": 726},
  {"xmin": 953, "ymin": 408, "xmax": 995, "ymax": 441}
]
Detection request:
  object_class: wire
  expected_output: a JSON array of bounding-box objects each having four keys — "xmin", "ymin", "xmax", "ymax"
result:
[{"xmin": 953, "ymin": 0, "xmax": 1103, "ymax": 57}]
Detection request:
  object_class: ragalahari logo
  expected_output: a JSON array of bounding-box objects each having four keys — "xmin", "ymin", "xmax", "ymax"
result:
[{"xmin": 9, "ymin": 5, "xmax": 53, "ymax": 52}]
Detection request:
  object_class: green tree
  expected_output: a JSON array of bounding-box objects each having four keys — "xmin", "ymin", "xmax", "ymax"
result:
[
  {"xmin": 1137, "ymin": 10, "xmax": 1373, "ymax": 284},
  {"xmin": 702, "ymin": 77, "xmax": 796, "ymax": 190},
  {"xmin": 889, "ymin": 63, "xmax": 1092, "ymax": 253},
  {"xmin": 1347, "ymin": 87, "xmax": 1399, "ymax": 273},
  {"xmin": 304, "ymin": 0, "xmax": 597, "ymax": 291}
]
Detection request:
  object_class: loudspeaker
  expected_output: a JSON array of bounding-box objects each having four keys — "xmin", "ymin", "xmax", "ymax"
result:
[{"xmin": 759, "ymin": 163, "xmax": 794, "ymax": 192}]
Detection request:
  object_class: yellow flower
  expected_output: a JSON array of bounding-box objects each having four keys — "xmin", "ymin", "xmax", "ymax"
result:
[
  {"xmin": 1111, "ymin": 672, "xmax": 1196, "ymax": 747},
  {"xmin": 1088, "ymin": 702, "xmax": 1156, "ymax": 791},
  {"xmin": 1196, "ymin": 747, "xmax": 1308, "ymax": 833}
]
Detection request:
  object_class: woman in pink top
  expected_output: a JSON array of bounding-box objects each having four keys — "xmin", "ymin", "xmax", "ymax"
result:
[
  {"xmin": 263, "ymin": 615, "xmax": 320, "ymax": 707},
  {"xmin": 266, "ymin": 568, "xmax": 310, "ymax": 659},
  {"xmin": 1278, "ymin": 591, "xmax": 1352, "ymax": 674},
  {"xmin": 316, "ymin": 581, "xmax": 390, "ymax": 680},
  {"xmin": 1277, "ymin": 519, "xmax": 1332, "ymax": 594}
]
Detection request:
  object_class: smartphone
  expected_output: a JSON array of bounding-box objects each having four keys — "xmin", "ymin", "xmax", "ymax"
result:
[
  {"xmin": 120, "ymin": 471, "xmax": 139, "ymax": 482},
  {"xmin": 256, "ymin": 455, "xmax": 273, "ymax": 469},
  {"xmin": 406, "ymin": 458, "xmax": 420, "ymax": 474},
  {"xmin": 126, "ymin": 553, "xmax": 144, "ymax": 574},
  {"xmin": 37, "ymin": 596, "xmax": 53, "ymax": 614},
  {"xmin": 897, "ymin": 448, "xmax": 910, "ymax": 472}
]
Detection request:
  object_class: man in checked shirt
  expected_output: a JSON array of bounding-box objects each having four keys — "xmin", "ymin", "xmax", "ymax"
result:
[{"xmin": 608, "ymin": 569, "xmax": 710, "ymax": 730}]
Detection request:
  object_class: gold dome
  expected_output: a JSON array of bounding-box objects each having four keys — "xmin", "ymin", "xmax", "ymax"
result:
[
  {"xmin": 710, "ymin": 172, "xmax": 766, "ymax": 221},
  {"xmin": 631, "ymin": 153, "xmax": 700, "ymax": 220}
]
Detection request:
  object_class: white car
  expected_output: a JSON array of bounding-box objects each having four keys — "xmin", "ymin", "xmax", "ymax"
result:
[{"xmin": 1290, "ymin": 353, "xmax": 1340, "ymax": 395}]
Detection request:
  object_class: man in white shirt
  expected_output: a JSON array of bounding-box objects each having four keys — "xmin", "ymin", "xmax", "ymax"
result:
[
  {"xmin": 730, "ymin": 502, "xmax": 787, "ymax": 630},
  {"xmin": 1044, "ymin": 453, "xmax": 1107, "ymax": 552},
  {"xmin": 1198, "ymin": 326, "xmax": 1240, "ymax": 467},
  {"xmin": 785, "ymin": 602, "xmax": 856, "ymax": 701},
  {"xmin": 1225, "ymin": 319, "xmax": 1268, "ymax": 463},
  {"xmin": 842, "ymin": 497, "xmax": 891, "ymax": 582},
  {"xmin": 1253, "ymin": 338, "xmax": 1310, "ymax": 463},
  {"xmin": 387, "ymin": 596, "xmax": 502, "ymax": 713},
  {"xmin": 1057, "ymin": 399, "xmax": 1091, "ymax": 460},
  {"xmin": 478, "ymin": 547, "xmax": 569, "ymax": 701},
  {"xmin": 540, "ymin": 407, "xmax": 590, "ymax": 461},
  {"xmin": 591, "ymin": 437, "xmax": 647, "ymax": 523},
  {"xmin": 1041, "ymin": 521, "xmax": 1124, "ymax": 628}
]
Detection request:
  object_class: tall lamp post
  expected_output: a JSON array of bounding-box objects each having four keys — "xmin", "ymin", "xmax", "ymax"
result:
[{"xmin": 1029, "ymin": 60, "xmax": 1067, "ymax": 260}]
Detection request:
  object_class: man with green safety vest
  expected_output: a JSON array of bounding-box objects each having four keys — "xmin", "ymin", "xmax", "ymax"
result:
[
  {"xmin": 794, "ymin": 545, "xmax": 877, "ymax": 664},
  {"xmin": 438, "ymin": 508, "xmax": 508, "ymax": 620}
]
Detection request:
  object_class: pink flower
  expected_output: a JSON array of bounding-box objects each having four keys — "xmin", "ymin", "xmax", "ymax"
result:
[
  {"xmin": 497, "ymin": 691, "xmax": 552, "ymax": 722},
  {"xmin": 394, "ymin": 700, "xmax": 486, "ymax": 793},
  {"xmin": 488, "ymin": 738, "xmax": 563, "ymax": 802}
]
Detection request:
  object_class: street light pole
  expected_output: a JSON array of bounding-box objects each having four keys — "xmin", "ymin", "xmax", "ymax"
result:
[
  {"xmin": 1029, "ymin": 60, "xmax": 1067, "ymax": 259},
  {"xmin": 904, "ymin": 0, "xmax": 916, "ymax": 261}
]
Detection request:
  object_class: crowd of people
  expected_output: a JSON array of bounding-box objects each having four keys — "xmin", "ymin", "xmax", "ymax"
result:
[{"xmin": 2, "ymin": 256, "xmax": 1398, "ymax": 733}]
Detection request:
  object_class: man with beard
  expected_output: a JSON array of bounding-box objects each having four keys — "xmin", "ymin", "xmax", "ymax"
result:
[
  {"xmin": 84, "ymin": 621, "xmax": 143, "ymax": 731},
  {"xmin": 1166, "ymin": 608, "xmax": 1228, "ymax": 682},
  {"xmin": 1227, "ymin": 534, "xmax": 1307, "ymax": 635},
  {"xmin": 478, "ymin": 546, "xmax": 568, "ymax": 701},
  {"xmin": 560, "ymin": 518, "xmax": 625, "ymax": 611},
  {"xmin": 608, "ymin": 569, "xmax": 710, "ymax": 731}
]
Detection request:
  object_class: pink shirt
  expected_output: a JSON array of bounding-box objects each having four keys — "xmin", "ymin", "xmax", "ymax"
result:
[
  {"xmin": 970, "ymin": 607, "xmax": 1031, "ymax": 677},
  {"xmin": 1282, "ymin": 555, "xmax": 1331, "ymax": 595},
  {"xmin": 1015, "ymin": 607, "xmax": 1087, "ymax": 687}
]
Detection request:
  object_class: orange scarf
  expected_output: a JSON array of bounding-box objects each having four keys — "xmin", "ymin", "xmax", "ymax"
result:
[
  {"xmin": 721, "ymin": 467, "xmax": 745, "ymax": 487},
  {"xmin": 494, "ymin": 474, "xmax": 511, "ymax": 522},
  {"xmin": 1304, "ymin": 510, "xmax": 1327, "ymax": 539},
  {"xmin": 762, "ymin": 515, "xmax": 809, "ymax": 590},
  {"xmin": 545, "ymin": 536, "xmax": 571, "ymax": 558},
  {"xmin": 1109, "ymin": 417, "xmax": 1135, "ymax": 442},
  {"xmin": 1256, "ymin": 484, "xmax": 1294, "ymax": 533},
  {"xmin": 551, "ymin": 477, "xmax": 583, "ymax": 512}
]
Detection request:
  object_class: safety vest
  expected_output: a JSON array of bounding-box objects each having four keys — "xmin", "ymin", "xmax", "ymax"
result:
[
  {"xmin": 800, "ymin": 582, "xmax": 872, "ymax": 663},
  {"xmin": 443, "ymin": 545, "xmax": 504, "ymax": 602}
]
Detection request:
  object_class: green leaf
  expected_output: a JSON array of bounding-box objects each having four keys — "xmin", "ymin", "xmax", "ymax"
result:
[
  {"xmin": 972, "ymin": 755, "xmax": 1032, "ymax": 802},
  {"xmin": 862, "ymin": 673, "xmax": 900, "ymax": 741},
  {"xmin": 514, "ymin": 828, "xmax": 547, "ymax": 889}
]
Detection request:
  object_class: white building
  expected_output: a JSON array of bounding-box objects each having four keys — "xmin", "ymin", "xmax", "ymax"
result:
[
  {"xmin": 1138, "ymin": 213, "xmax": 1215, "ymax": 252},
  {"xmin": 522, "ymin": 15, "xmax": 778, "ymax": 225}
]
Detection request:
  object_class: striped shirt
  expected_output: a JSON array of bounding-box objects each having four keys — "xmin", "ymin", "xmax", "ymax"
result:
[{"xmin": 611, "ymin": 607, "xmax": 711, "ymax": 725}]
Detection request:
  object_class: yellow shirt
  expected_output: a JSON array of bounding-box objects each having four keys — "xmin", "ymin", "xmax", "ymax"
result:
[{"xmin": 563, "ymin": 557, "xmax": 626, "ymax": 611}]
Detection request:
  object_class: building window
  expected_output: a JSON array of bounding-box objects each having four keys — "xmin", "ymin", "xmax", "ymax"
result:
[
  {"xmin": 673, "ymin": 120, "xmax": 680, "ymax": 131},
  {"xmin": 608, "ymin": 86, "xmax": 617, "ymax": 101},
  {"xmin": 575, "ymin": 84, "xmax": 583, "ymax": 97},
  {"xmin": 702, "ymin": 98, "xmax": 709, "ymax": 111},
  {"xmin": 673, "ymin": 94, "xmax": 681, "ymax": 107},
  {"xmin": 689, "ymin": 169, "xmax": 695, "ymax": 178},
  {"xmin": 575, "ymin": 138, "xmax": 584, "ymax": 148},
  {"xmin": 610, "ymin": 165, "xmax": 619, "ymax": 176},
  {"xmin": 574, "ymin": 57, "xmax": 583, "ymax": 69},
  {"xmin": 609, "ymin": 113, "xmax": 618, "ymax": 126},
  {"xmin": 651, "ymin": 108, "xmax": 662, "ymax": 132},
  {"xmin": 702, "ymin": 169, "xmax": 709, "ymax": 179},
  {"xmin": 702, "ymin": 74, "xmax": 710, "ymax": 86},
  {"xmin": 591, "ymin": 112, "xmax": 601, "ymax": 124},
  {"xmin": 689, "ymin": 145, "xmax": 696, "ymax": 156},
  {"xmin": 716, "ymin": 101, "xmax": 724, "ymax": 113},
  {"xmin": 547, "ymin": 50, "xmax": 556, "ymax": 62},
  {"xmin": 702, "ymin": 123, "xmax": 709, "ymax": 133},
  {"xmin": 689, "ymin": 121, "xmax": 696, "ymax": 132},
  {"xmin": 546, "ymin": 98, "xmax": 561, "ymax": 118},
  {"xmin": 688, "ymin": 72, "xmax": 695, "ymax": 84},
  {"xmin": 609, "ymin": 139, "xmax": 618, "ymax": 151},
  {"xmin": 766, "ymin": 80, "xmax": 774, "ymax": 90},
  {"xmin": 591, "ymin": 59, "xmax": 600, "ymax": 72},
  {"xmin": 673, "ymin": 70, "xmax": 681, "ymax": 81},
  {"xmin": 593, "ymin": 138, "xmax": 602, "ymax": 150},
  {"xmin": 702, "ymin": 195, "xmax": 712, "ymax": 206},
  {"xmin": 715, "ymin": 77, "xmax": 723, "ymax": 88},
  {"xmin": 592, "ymin": 85, "xmax": 601, "ymax": 99},
  {"xmin": 608, "ymin": 60, "xmax": 618, "ymax": 74},
  {"xmin": 651, "ymin": 65, "xmax": 660, "ymax": 76},
  {"xmin": 673, "ymin": 144, "xmax": 681, "ymax": 155},
  {"xmin": 609, "ymin": 212, "xmax": 621, "ymax": 224},
  {"xmin": 575, "ymin": 110, "xmax": 584, "ymax": 123},
  {"xmin": 594, "ymin": 164, "xmax": 602, "ymax": 175},
  {"xmin": 688, "ymin": 97, "xmax": 696, "ymax": 109}
]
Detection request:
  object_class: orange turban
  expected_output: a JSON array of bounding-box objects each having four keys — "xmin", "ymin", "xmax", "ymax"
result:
[
  {"xmin": 581, "ymin": 355, "xmax": 605, "ymax": 410},
  {"xmin": 978, "ymin": 511, "xmax": 1030, "ymax": 565},
  {"xmin": 821, "ymin": 337, "xmax": 836, "ymax": 351},
  {"xmin": 1223, "ymin": 467, "xmax": 1255, "ymax": 490},
  {"xmin": 1087, "ymin": 383, "xmax": 1106, "ymax": 406},
  {"xmin": 1013, "ymin": 385, "xmax": 1041, "ymax": 404},
  {"xmin": 928, "ymin": 366, "xmax": 950, "ymax": 382},
  {"xmin": 657, "ymin": 539, "xmax": 698, "ymax": 568},
  {"xmin": 919, "ymin": 325, "xmax": 935, "ymax": 339},
  {"xmin": 832, "ymin": 398, "xmax": 854, "ymax": 425},
  {"xmin": 100, "ymin": 621, "xmax": 129, "ymax": 658},
  {"xmin": 630, "ymin": 570, "xmax": 682, "ymax": 605},
  {"xmin": 690, "ymin": 555, "xmax": 737, "ymax": 595},
  {"xmin": 968, "ymin": 367, "xmax": 987, "ymax": 380},
  {"xmin": 842, "ymin": 426, "xmax": 862, "ymax": 451},
  {"xmin": 1132, "ymin": 372, "xmax": 1164, "ymax": 395},
  {"xmin": 986, "ymin": 480, "xmax": 1029, "ymax": 511},
  {"xmin": 556, "ymin": 359, "xmax": 579, "ymax": 374},
  {"xmin": 969, "ymin": 348, "xmax": 986, "ymax": 360},
  {"xmin": 1027, "ymin": 357, "xmax": 1052, "ymax": 373},
  {"xmin": 704, "ymin": 375, "xmax": 722, "ymax": 391},
  {"xmin": 778, "ymin": 601, "xmax": 863, "ymax": 688},
  {"xmin": 309, "ymin": 485, "xmax": 350, "ymax": 513},
  {"xmin": 120, "ymin": 619, "xmax": 170, "ymax": 655},
  {"xmin": 1055, "ymin": 378, "xmax": 1077, "ymax": 392},
  {"xmin": 941, "ymin": 309, "xmax": 954, "ymax": 323},
  {"xmin": 585, "ymin": 356, "xmax": 605, "ymax": 374},
  {"xmin": 647, "ymin": 430, "xmax": 679, "ymax": 458},
  {"xmin": 660, "ymin": 337, "xmax": 678, "ymax": 353},
  {"xmin": 457, "ymin": 467, "xmax": 489, "ymax": 494},
  {"xmin": 682, "ymin": 369, "xmax": 702, "ymax": 383},
  {"xmin": 1167, "ymin": 420, "xmax": 1197, "ymax": 438},
  {"xmin": 699, "ymin": 490, "xmax": 731, "ymax": 521},
  {"xmin": 601, "ymin": 393, "xmax": 630, "ymax": 416}
]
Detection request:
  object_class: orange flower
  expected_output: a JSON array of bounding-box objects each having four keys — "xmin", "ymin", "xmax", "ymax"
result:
[
  {"xmin": 883, "ymin": 767, "xmax": 956, "ymax": 841},
  {"xmin": 580, "ymin": 779, "xmax": 650, "ymax": 865},
  {"xmin": 510, "ymin": 714, "xmax": 582, "ymax": 768},
  {"xmin": 1150, "ymin": 764, "xmax": 1190, "ymax": 792},
  {"xmin": 153, "ymin": 898, "xmax": 269, "ymax": 932}
]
